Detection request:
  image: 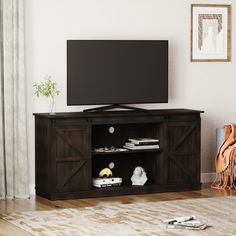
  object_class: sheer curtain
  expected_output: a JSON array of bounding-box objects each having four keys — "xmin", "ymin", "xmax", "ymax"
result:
[{"xmin": 0, "ymin": 0, "xmax": 29, "ymax": 199}]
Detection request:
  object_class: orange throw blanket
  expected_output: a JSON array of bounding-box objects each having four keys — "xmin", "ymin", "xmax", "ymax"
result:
[{"xmin": 212, "ymin": 124, "xmax": 236, "ymax": 189}]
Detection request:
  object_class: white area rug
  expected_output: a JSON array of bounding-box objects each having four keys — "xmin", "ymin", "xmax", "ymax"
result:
[{"xmin": 1, "ymin": 196, "xmax": 236, "ymax": 236}]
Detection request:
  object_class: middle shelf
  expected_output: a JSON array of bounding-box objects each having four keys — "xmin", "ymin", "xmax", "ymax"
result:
[{"xmin": 92, "ymin": 148, "xmax": 162, "ymax": 156}]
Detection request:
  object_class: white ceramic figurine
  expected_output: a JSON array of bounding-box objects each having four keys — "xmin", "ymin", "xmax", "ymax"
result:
[{"xmin": 131, "ymin": 166, "xmax": 147, "ymax": 186}]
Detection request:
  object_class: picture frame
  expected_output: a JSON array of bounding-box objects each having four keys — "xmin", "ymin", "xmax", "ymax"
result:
[{"xmin": 191, "ymin": 4, "xmax": 231, "ymax": 62}]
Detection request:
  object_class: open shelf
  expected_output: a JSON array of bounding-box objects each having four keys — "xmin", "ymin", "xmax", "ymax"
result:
[
  {"xmin": 91, "ymin": 182, "xmax": 162, "ymax": 195},
  {"xmin": 92, "ymin": 148, "xmax": 162, "ymax": 156}
]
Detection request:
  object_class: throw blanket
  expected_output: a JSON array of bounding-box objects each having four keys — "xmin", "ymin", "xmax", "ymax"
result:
[{"xmin": 212, "ymin": 124, "xmax": 236, "ymax": 189}]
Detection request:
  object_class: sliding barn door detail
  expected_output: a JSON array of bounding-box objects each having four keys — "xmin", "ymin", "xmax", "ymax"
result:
[
  {"xmin": 54, "ymin": 125, "xmax": 91, "ymax": 192},
  {"xmin": 166, "ymin": 121, "xmax": 200, "ymax": 185}
]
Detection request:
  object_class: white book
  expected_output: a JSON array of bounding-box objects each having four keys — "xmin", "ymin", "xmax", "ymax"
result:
[
  {"xmin": 128, "ymin": 138, "xmax": 159, "ymax": 144},
  {"xmin": 125, "ymin": 142, "xmax": 159, "ymax": 147},
  {"xmin": 166, "ymin": 223, "xmax": 208, "ymax": 230},
  {"xmin": 93, "ymin": 183, "xmax": 121, "ymax": 188},
  {"xmin": 125, "ymin": 142, "xmax": 160, "ymax": 148},
  {"xmin": 123, "ymin": 144, "xmax": 159, "ymax": 150}
]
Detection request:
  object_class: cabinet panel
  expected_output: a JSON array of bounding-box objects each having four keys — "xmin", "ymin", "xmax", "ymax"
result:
[
  {"xmin": 53, "ymin": 125, "xmax": 91, "ymax": 192},
  {"xmin": 55, "ymin": 128, "xmax": 90, "ymax": 158},
  {"xmin": 166, "ymin": 121, "xmax": 200, "ymax": 185}
]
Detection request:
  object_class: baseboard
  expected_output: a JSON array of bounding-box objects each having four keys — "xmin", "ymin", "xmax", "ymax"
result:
[
  {"xmin": 29, "ymin": 184, "xmax": 36, "ymax": 196},
  {"xmin": 201, "ymin": 172, "xmax": 216, "ymax": 183}
]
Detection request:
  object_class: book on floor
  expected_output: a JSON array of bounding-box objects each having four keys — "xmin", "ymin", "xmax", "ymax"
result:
[{"xmin": 164, "ymin": 215, "xmax": 209, "ymax": 230}]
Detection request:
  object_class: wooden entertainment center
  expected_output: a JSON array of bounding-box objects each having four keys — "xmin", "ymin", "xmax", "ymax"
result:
[{"xmin": 34, "ymin": 109, "xmax": 203, "ymax": 200}]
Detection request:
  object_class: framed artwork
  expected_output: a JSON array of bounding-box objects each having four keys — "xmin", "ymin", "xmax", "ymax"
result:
[{"xmin": 191, "ymin": 4, "xmax": 231, "ymax": 62}]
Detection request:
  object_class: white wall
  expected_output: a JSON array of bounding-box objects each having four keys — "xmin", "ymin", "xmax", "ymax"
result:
[{"xmin": 25, "ymin": 0, "xmax": 236, "ymax": 189}]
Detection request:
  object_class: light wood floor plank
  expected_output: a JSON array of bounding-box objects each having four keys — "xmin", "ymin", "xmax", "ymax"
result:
[{"xmin": 0, "ymin": 219, "xmax": 32, "ymax": 236}]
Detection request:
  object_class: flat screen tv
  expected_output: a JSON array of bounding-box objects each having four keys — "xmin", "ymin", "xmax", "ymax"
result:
[{"xmin": 67, "ymin": 40, "xmax": 168, "ymax": 107}]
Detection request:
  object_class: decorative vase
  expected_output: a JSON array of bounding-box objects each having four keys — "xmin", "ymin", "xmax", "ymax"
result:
[{"xmin": 49, "ymin": 97, "xmax": 56, "ymax": 115}]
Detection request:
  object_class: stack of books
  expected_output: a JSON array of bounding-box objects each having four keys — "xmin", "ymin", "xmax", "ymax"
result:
[
  {"xmin": 123, "ymin": 138, "xmax": 159, "ymax": 150},
  {"xmin": 92, "ymin": 177, "xmax": 122, "ymax": 188},
  {"xmin": 164, "ymin": 215, "xmax": 208, "ymax": 230}
]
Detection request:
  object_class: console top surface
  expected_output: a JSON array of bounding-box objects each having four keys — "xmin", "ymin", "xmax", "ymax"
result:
[{"xmin": 33, "ymin": 108, "xmax": 204, "ymax": 119}]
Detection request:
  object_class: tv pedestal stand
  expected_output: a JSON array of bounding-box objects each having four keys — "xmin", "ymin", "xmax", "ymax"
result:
[
  {"xmin": 83, "ymin": 104, "xmax": 146, "ymax": 112},
  {"xmin": 34, "ymin": 108, "xmax": 203, "ymax": 200}
]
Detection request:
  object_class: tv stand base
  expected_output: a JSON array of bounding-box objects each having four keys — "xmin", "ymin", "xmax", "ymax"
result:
[
  {"xmin": 83, "ymin": 104, "xmax": 146, "ymax": 112},
  {"xmin": 34, "ymin": 109, "xmax": 203, "ymax": 200}
]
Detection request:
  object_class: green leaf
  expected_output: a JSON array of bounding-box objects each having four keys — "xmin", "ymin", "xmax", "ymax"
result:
[{"xmin": 33, "ymin": 75, "xmax": 60, "ymax": 98}]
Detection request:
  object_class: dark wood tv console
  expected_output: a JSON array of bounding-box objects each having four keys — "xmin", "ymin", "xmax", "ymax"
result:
[{"xmin": 34, "ymin": 109, "xmax": 203, "ymax": 200}]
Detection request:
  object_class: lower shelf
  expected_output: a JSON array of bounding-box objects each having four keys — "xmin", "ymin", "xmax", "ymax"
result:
[
  {"xmin": 39, "ymin": 183, "xmax": 202, "ymax": 200},
  {"xmin": 91, "ymin": 183, "xmax": 161, "ymax": 195}
]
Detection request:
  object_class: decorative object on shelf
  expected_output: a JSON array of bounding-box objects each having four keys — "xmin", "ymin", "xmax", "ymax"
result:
[
  {"xmin": 131, "ymin": 166, "xmax": 148, "ymax": 186},
  {"xmin": 124, "ymin": 137, "xmax": 159, "ymax": 150},
  {"xmin": 191, "ymin": 4, "xmax": 231, "ymax": 62},
  {"xmin": 99, "ymin": 168, "xmax": 113, "ymax": 178},
  {"xmin": 94, "ymin": 163, "xmax": 121, "ymax": 188},
  {"xmin": 33, "ymin": 75, "xmax": 60, "ymax": 115},
  {"xmin": 92, "ymin": 147, "xmax": 127, "ymax": 153}
]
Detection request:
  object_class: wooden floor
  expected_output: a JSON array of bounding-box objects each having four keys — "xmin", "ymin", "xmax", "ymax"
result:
[{"xmin": 0, "ymin": 185, "xmax": 235, "ymax": 236}]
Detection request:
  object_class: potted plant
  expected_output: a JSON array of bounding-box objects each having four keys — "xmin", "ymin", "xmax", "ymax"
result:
[{"xmin": 33, "ymin": 75, "xmax": 60, "ymax": 115}]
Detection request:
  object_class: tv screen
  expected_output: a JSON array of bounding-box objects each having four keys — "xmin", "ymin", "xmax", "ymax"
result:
[{"xmin": 67, "ymin": 40, "xmax": 168, "ymax": 105}]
